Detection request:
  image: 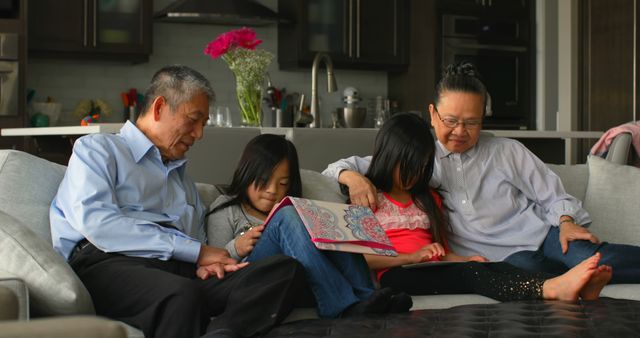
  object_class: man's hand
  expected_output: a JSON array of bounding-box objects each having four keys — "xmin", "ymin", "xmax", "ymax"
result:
[
  {"xmin": 559, "ymin": 221, "xmax": 600, "ymax": 254},
  {"xmin": 338, "ymin": 170, "xmax": 378, "ymax": 211},
  {"xmin": 196, "ymin": 245, "xmax": 247, "ymax": 280},
  {"xmin": 235, "ymin": 225, "xmax": 264, "ymax": 257},
  {"xmin": 197, "ymin": 245, "xmax": 237, "ymax": 267},
  {"xmin": 196, "ymin": 262, "xmax": 249, "ymax": 280}
]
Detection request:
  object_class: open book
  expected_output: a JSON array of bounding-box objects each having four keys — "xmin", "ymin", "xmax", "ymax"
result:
[{"xmin": 264, "ymin": 196, "xmax": 397, "ymax": 256}]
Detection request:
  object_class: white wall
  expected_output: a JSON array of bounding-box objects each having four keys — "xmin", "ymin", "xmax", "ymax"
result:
[
  {"xmin": 536, "ymin": 0, "xmax": 559, "ymax": 131},
  {"xmin": 537, "ymin": 0, "xmax": 579, "ymax": 133},
  {"xmin": 26, "ymin": 0, "xmax": 388, "ymax": 127}
]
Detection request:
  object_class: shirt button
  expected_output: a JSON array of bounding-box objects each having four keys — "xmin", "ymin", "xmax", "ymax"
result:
[
  {"xmin": 462, "ymin": 200, "xmax": 467, "ymax": 204},
  {"xmin": 457, "ymin": 167, "xmax": 461, "ymax": 171}
]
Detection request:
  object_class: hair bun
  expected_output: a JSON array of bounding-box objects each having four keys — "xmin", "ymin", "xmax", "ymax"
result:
[{"xmin": 443, "ymin": 61, "xmax": 481, "ymax": 79}]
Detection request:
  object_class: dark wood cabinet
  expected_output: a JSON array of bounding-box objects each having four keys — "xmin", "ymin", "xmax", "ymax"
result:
[
  {"xmin": 580, "ymin": 0, "xmax": 639, "ymax": 132},
  {"xmin": 437, "ymin": 0, "xmax": 529, "ymax": 16},
  {"xmin": 436, "ymin": 0, "xmax": 535, "ymax": 130},
  {"xmin": 28, "ymin": 0, "xmax": 152, "ymax": 62},
  {"xmin": 278, "ymin": 0, "xmax": 409, "ymax": 70}
]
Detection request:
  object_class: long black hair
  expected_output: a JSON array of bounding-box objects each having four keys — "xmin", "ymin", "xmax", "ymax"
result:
[
  {"xmin": 435, "ymin": 61, "xmax": 490, "ymax": 115},
  {"xmin": 207, "ymin": 133, "xmax": 302, "ymax": 215},
  {"xmin": 365, "ymin": 113, "xmax": 449, "ymax": 245}
]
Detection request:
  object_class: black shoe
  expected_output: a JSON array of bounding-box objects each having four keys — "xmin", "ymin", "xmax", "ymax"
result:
[
  {"xmin": 340, "ymin": 287, "xmax": 395, "ymax": 318},
  {"xmin": 388, "ymin": 292, "xmax": 412, "ymax": 313}
]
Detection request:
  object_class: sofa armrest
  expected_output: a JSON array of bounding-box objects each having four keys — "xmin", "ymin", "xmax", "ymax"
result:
[
  {"xmin": 0, "ymin": 271, "xmax": 29, "ymax": 320},
  {"xmin": 0, "ymin": 316, "xmax": 127, "ymax": 338},
  {"xmin": 0, "ymin": 285, "xmax": 18, "ymax": 320},
  {"xmin": 605, "ymin": 132, "xmax": 632, "ymax": 165}
]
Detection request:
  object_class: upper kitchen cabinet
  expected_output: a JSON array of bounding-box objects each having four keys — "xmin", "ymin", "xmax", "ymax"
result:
[
  {"xmin": 28, "ymin": 0, "xmax": 152, "ymax": 62},
  {"xmin": 278, "ymin": 0, "xmax": 409, "ymax": 70}
]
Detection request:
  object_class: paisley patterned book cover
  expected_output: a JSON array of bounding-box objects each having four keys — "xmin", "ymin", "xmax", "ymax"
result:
[{"xmin": 265, "ymin": 196, "xmax": 397, "ymax": 256}]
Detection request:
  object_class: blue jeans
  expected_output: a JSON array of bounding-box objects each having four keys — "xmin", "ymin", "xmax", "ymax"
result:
[
  {"xmin": 504, "ymin": 227, "xmax": 640, "ymax": 283},
  {"xmin": 246, "ymin": 206, "xmax": 375, "ymax": 318}
]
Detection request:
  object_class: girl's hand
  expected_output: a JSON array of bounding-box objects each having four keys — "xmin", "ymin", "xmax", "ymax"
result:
[
  {"xmin": 235, "ymin": 225, "xmax": 264, "ymax": 257},
  {"xmin": 441, "ymin": 252, "xmax": 489, "ymax": 262},
  {"xmin": 463, "ymin": 255, "xmax": 489, "ymax": 262},
  {"xmin": 411, "ymin": 243, "xmax": 446, "ymax": 263}
]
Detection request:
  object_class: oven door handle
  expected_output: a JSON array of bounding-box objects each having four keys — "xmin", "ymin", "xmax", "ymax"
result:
[{"xmin": 449, "ymin": 43, "xmax": 527, "ymax": 53}]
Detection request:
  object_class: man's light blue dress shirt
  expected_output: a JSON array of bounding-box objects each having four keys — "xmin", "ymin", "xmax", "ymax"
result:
[{"xmin": 50, "ymin": 121, "xmax": 206, "ymax": 262}]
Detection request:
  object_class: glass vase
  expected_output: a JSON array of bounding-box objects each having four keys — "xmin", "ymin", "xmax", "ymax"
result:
[{"xmin": 235, "ymin": 77, "xmax": 263, "ymax": 127}]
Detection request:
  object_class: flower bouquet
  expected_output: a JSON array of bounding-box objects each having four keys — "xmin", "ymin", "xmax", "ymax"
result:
[
  {"xmin": 204, "ymin": 27, "xmax": 273, "ymax": 127},
  {"xmin": 74, "ymin": 99, "xmax": 112, "ymax": 126}
]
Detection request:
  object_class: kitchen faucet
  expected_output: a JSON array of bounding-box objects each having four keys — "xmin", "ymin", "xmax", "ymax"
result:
[{"xmin": 310, "ymin": 52, "xmax": 337, "ymax": 128}]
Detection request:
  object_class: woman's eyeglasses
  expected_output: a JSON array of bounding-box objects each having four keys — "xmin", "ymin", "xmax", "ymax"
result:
[{"xmin": 434, "ymin": 108, "xmax": 482, "ymax": 129}]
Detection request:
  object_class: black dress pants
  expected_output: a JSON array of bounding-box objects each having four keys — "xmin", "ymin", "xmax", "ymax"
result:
[{"xmin": 69, "ymin": 244, "xmax": 306, "ymax": 338}]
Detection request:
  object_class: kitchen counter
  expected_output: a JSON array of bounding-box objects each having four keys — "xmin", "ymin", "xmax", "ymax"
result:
[
  {"xmin": 0, "ymin": 123, "xmax": 124, "ymax": 136},
  {"xmin": 1, "ymin": 124, "xmax": 604, "ymax": 139},
  {"xmin": 2, "ymin": 125, "xmax": 605, "ymax": 167}
]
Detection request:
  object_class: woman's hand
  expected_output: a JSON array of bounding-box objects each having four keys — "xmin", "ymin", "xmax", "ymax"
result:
[
  {"xmin": 235, "ymin": 225, "xmax": 264, "ymax": 257},
  {"xmin": 559, "ymin": 220, "xmax": 599, "ymax": 254},
  {"xmin": 410, "ymin": 243, "xmax": 446, "ymax": 263},
  {"xmin": 338, "ymin": 170, "xmax": 378, "ymax": 211}
]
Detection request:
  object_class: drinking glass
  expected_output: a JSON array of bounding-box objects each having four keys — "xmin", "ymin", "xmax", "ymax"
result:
[{"xmin": 215, "ymin": 106, "xmax": 232, "ymax": 127}]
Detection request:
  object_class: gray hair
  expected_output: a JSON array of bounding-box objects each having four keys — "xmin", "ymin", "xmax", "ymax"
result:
[{"xmin": 139, "ymin": 65, "xmax": 215, "ymax": 117}]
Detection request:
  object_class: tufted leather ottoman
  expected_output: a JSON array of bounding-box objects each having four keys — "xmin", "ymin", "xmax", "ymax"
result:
[{"xmin": 267, "ymin": 297, "xmax": 640, "ymax": 337}]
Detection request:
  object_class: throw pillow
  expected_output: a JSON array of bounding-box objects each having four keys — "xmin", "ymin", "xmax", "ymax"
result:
[
  {"xmin": 0, "ymin": 150, "xmax": 67, "ymax": 245},
  {"xmin": 0, "ymin": 210, "xmax": 94, "ymax": 316},
  {"xmin": 583, "ymin": 155, "xmax": 640, "ymax": 246},
  {"xmin": 301, "ymin": 169, "xmax": 345, "ymax": 203}
]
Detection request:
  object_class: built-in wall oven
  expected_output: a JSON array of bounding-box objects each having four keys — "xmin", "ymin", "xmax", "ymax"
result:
[
  {"xmin": 0, "ymin": 33, "xmax": 18, "ymax": 117},
  {"xmin": 441, "ymin": 14, "xmax": 533, "ymax": 130}
]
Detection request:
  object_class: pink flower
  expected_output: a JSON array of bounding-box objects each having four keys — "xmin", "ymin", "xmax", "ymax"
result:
[{"xmin": 204, "ymin": 27, "xmax": 263, "ymax": 59}]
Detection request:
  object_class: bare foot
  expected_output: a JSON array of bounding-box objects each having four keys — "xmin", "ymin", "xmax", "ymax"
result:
[
  {"xmin": 542, "ymin": 252, "xmax": 601, "ymax": 301},
  {"xmin": 580, "ymin": 265, "xmax": 612, "ymax": 300}
]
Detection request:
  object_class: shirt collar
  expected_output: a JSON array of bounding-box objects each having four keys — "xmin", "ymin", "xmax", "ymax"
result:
[
  {"xmin": 435, "ymin": 138, "xmax": 480, "ymax": 160},
  {"xmin": 119, "ymin": 121, "xmax": 188, "ymax": 174}
]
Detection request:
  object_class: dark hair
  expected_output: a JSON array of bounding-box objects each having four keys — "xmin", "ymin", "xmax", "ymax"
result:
[
  {"xmin": 365, "ymin": 113, "xmax": 449, "ymax": 245},
  {"xmin": 139, "ymin": 65, "xmax": 215, "ymax": 118},
  {"xmin": 435, "ymin": 61, "xmax": 490, "ymax": 115},
  {"xmin": 208, "ymin": 134, "xmax": 302, "ymax": 215}
]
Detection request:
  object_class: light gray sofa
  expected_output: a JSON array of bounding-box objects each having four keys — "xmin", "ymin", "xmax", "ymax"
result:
[{"xmin": 1, "ymin": 147, "xmax": 639, "ymax": 337}]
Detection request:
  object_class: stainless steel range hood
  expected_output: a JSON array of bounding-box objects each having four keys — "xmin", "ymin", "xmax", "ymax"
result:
[{"xmin": 154, "ymin": 0, "xmax": 285, "ymax": 26}]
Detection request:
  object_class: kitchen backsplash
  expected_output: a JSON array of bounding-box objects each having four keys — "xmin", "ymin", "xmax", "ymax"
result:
[{"xmin": 27, "ymin": 0, "xmax": 387, "ymax": 128}]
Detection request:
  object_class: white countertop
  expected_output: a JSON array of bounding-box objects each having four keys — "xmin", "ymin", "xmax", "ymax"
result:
[
  {"xmin": 485, "ymin": 130, "xmax": 603, "ymax": 139},
  {"xmin": 1, "ymin": 124, "xmax": 604, "ymax": 140},
  {"xmin": 1, "ymin": 123, "xmax": 124, "ymax": 136}
]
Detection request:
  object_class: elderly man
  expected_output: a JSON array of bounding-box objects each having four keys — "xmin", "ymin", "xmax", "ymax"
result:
[
  {"xmin": 324, "ymin": 62, "xmax": 640, "ymax": 283},
  {"xmin": 50, "ymin": 65, "xmax": 306, "ymax": 338}
]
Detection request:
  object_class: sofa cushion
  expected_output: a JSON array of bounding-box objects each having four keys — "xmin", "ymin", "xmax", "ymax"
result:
[
  {"xmin": 0, "ymin": 150, "xmax": 66, "ymax": 245},
  {"xmin": 195, "ymin": 182, "xmax": 221, "ymax": 212},
  {"xmin": 301, "ymin": 169, "xmax": 345, "ymax": 203},
  {"xmin": 0, "ymin": 210, "xmax": 94, "ymax": 316},
  {"xmin": 584, "ymin": 155, "xmax": 640, "ymax": 245},
  {"xmin": 545, "ymin": 163, "xmax": 588, "ymax": 202}
]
